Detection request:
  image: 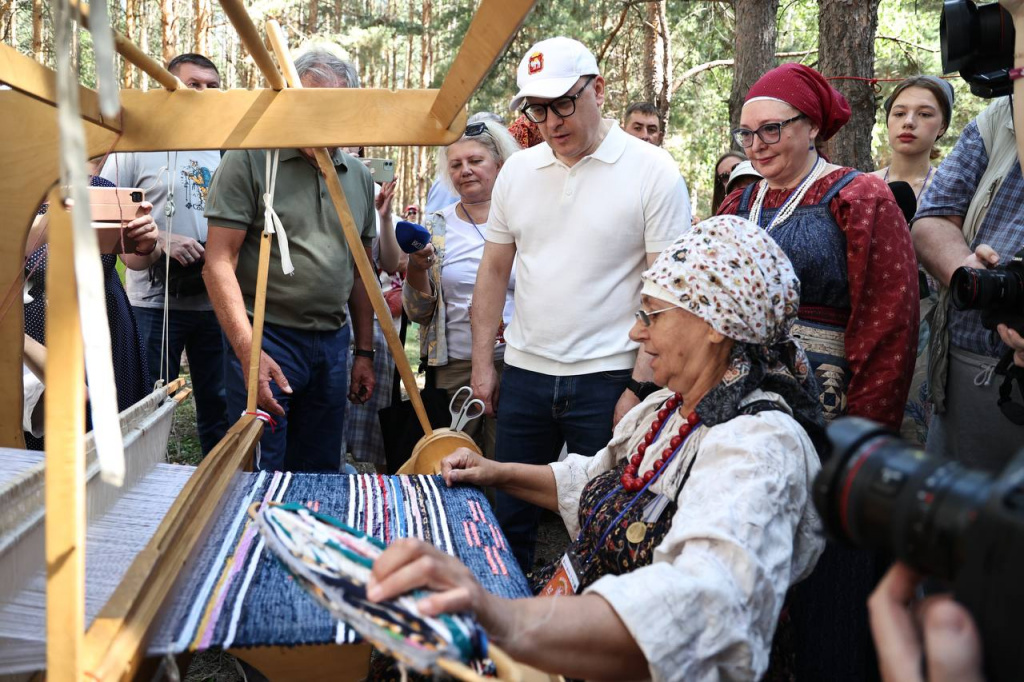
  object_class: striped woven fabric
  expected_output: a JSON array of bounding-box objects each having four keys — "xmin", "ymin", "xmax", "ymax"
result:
[{"xmin": 150, "ymin": 473, "xmax": 529, "ymax": 653}]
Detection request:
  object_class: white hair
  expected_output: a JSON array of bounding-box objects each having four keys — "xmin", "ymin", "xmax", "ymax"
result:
[{"xmin": 436, "ymin": 120, "xmax": 521, "ymax": 197}]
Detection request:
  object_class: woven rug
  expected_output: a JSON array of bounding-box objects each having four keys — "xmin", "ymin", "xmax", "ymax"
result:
[{"xmin": 151, "ymin": 473, "xmax": 529, "ymax": 654}]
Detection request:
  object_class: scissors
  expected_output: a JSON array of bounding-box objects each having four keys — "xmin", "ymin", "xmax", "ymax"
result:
[{"xmin": 448, "ymin": 386, "xmax": 485, "ymax": 432}]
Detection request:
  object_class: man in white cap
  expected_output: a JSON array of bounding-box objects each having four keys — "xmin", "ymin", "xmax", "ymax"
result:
[{"xmin": 470, "ymin": 36, "xmax": 691, "ymax": 569}]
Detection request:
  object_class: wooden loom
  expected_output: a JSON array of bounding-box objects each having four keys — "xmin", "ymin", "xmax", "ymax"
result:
[{"xmin": 0, "ymin": 0, "xmax": 541, "ymax": 678}]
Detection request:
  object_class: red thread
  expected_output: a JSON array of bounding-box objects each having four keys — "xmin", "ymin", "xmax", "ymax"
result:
[{"xmin": 244, "ymin": 410, "xmax": 277, "ymax": 432}]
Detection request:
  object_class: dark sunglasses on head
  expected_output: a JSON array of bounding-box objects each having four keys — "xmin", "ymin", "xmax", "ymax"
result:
[
  {"xmin": 465, "ymin": 122, "xmax": 490, "ymax": 137},
  {"xmin": 717, "ymin": 170, "xmax": 733, "ymax": 185}
]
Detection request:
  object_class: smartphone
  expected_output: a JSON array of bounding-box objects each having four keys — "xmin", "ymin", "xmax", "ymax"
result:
[
  {"xmin": 363, "ymin": 158, "xmax": 395, "ymax": 184},
  {"xmin": 90, "ymin": 186, "xmax": 145, "ymax": 222},
  {"xmin": 90, "ymin": 187, "xmax": 144, "ymax": 253}
]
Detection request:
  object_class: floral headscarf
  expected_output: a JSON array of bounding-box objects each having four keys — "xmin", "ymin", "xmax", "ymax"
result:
[{"xmin": 642, "ymin": 215, "xmax": 824, "ymax": 446}]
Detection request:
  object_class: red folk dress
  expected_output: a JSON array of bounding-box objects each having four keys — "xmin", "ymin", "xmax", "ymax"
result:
[{"xmin": 719, "ymin": 168, "xmax": 918, "ymax": 430}]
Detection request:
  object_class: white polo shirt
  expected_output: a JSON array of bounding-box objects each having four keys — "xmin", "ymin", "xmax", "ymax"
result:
[{"xmin": 487, "ymin": 120, "xmax": 691, "ymax": 376}]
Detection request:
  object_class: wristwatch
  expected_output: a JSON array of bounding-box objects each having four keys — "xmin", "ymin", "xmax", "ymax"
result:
[
  {"xmin": 627, "ymin": 377, "xmax": 659, "ymax": 400},
  {"xmin": 354, "ymin": 348, "xmax": 375, "ymax": 360}
]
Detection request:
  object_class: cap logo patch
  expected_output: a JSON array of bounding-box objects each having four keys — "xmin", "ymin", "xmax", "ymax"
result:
[{"xmin": 528, "ymin": 52, "xmax": 543, "ymax": 75}]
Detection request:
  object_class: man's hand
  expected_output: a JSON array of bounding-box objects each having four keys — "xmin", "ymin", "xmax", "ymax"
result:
[
  {"xmin": 471, "ymin": 361, "xmax": 500, "ymax": 416},
  {"xmin": 613, "ymin": 388, "xmax": 640, "ymax": 427},
  {"xmin": 163, "ymin": 232, "xmax": 205, "ymax": 267},
  {"xmin": 868, "ymin": 563, "xmax": 985, "ymax": 682},
  {"xmin": 999, "ymin": 0, "xmax": 1024, "ymax": 20},
  {"xmin": 997, "ymin": 324, "xmax": 1024, "ymax": 368},
  {"xmin": 961, "ymin": 243, "xmax": 1000, "ymax": 271},
  {"xmin": 253, "ymin": 349, "xmax": 291, "ymax": 417},
  {"xmin": 348, "ymin": 355, "xmax": 376, "ymax": 404}
]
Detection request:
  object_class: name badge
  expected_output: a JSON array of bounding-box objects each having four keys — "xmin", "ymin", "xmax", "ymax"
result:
[{"xmin": 539, "ymin": 550, "xmax": 582, "ymax": 596}]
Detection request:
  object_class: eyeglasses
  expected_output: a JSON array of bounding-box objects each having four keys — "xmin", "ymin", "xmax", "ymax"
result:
[
  {"xmin": 464, "ymin": 122, "xmax": 490, "ymax": 137},
  {"xmin": 634, "ymin": 305, "xmax": 678, "ymax": 327},
  {"xmin": 520, "ymin": 76, "xmax": 596, "ymax": 124},
  {"xmin": 731, "ymin": 114, "xmax": 807, "ymax": 148}
]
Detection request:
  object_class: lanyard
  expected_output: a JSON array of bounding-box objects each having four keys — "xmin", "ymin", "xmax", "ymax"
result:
[{"xmin": 576, "ymin": 410, "xmax": 702, "ymax": 552}]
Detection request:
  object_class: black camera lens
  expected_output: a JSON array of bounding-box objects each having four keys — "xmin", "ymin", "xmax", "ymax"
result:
[
  {"xmin": 130, "ymin": 191, "xmax": 143, "ymax": 203},
  {"xmin": 950, "ymin": 265, "xmax": 1024, "ymax": 312},
  {"xmin": 941, "ymin": 0, "xmax": 1016, "ymax": 98},
  {"xmin": 813, "ymin": 418, "xmax": 991, "ymax": 581}
]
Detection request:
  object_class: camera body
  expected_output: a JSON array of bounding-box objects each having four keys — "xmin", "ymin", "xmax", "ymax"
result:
[
  {"xmin": 814, "ymin": 418, "xmax": 1024, "ymax": 682},
  {"xmin": 941, "ymin": 0, "xmax": 1016, "ymax": 98},
  {"xmin": 950, "ymin": 248, "xmax": 1024, "ymax": 334}
]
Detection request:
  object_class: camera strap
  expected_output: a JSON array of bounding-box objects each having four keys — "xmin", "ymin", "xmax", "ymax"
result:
[{"xmin": 995, "ymin": 350, "xmax": 1024, "ymax": 425}]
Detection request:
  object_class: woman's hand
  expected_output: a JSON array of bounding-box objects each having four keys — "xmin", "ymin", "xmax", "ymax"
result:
[
  {"xmin": 868, "ymin": 563, "xmax": 985, "ymax": 682},
  {"xmin": 375, "ymin": 180, "xmax": 396, "ymax": 218},
  {"xmin": 367, "ymin": 538, "xmax": 495, "ymax": 619},
  {"xmin": 408, "ymin": 243, "xmax": 437, "ymax": 272},
  {"xmin": 124, "ymin": 202, "xmax": 158, "ymax": 255},
  {"xmin": 440, "ymin": 447, "xmax": 504, "ymax": 488}
]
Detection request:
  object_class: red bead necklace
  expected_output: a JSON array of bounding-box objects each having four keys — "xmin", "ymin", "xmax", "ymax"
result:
[{"xmin": 620, "ymin": 392, "xmax": 700, "ymax": 492}]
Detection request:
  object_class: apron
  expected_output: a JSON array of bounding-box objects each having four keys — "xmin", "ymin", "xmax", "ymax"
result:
[{"xmin": 736, "ymin": 171, "xmax": 860, "ymax": 422}]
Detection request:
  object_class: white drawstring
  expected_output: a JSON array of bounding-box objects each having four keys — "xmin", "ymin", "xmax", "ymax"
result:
[
  {"xmin": 974, "ymin": 362, "xmax": 996, "ymax": 387},
  {"xmin": 263, "ymin": 149, "xmax": 294, "ymax": 275}
]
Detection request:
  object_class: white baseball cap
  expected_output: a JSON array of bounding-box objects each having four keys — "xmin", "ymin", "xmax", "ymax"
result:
[
  {"xmin": 726, "ymin": 160, "xmax": 763, "ymax": 193},
  {"xmin": 509, "ymin": 37, "xmax": 600, "ymax": 112}
]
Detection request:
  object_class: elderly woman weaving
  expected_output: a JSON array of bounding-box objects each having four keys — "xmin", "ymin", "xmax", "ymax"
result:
[{"xmin": 368, "ymin": 215, "xmax": 825, "ymax": 681}]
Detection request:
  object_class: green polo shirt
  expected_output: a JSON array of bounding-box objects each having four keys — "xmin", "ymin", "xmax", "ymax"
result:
[{"xmin": 205, "ymin": 148, "xmax": 376, "ymax": 331}]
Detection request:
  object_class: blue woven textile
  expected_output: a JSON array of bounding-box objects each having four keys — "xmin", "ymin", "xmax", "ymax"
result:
[{"xmin": 154, "ymin": 472, "xmax": 529, "ymax": 652}]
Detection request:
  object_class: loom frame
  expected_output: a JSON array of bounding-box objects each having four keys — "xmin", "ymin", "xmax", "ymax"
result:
[{"xmin": 0, "ymin": 0, "xmax": 536, "ymax": 678}]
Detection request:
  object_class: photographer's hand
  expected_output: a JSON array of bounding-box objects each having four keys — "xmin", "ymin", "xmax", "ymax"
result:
[
  {"xmin": 961, "ymin": 243, "xmax": 1000, "ymax": 271},
  {"xmin": 997, "ymin": 324, "xmax": 1024, "ymax": 368},
  {"xmin": 869, "ymin": 563, "xmax": 985, "ymax": 682}
]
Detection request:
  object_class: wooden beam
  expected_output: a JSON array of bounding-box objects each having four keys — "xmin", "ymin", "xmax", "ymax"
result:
[
  {"xmin": 0, "ymin": 43, "xmax": 118, "ymax": 129},
  {"xmin": 219, "ymin": 0, "xmax": 287, "ymax": 90},
  {"xmin": 0, "ymin": 90, "xmax": 117, "ymax": 449},
  {"xmin": 429, "ymin": 0, "xmax": 534, "ymax": 128},
  {"xmin": 44, "ymin": 187, "xmax": 87, "ymax": 682},
  {"xmin": 70, "ymin": 0, "xmax": 180, "ymax": 91},
  {"xmin": 113, "ymin": 88, "xmax": 466, "ymax": 150},
  {"xmin": 82, "ymin": 415, "xmax": 264, "ymax": 680}
]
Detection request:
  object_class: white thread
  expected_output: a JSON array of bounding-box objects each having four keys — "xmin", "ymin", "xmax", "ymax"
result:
[
  {"xmin": 424, "ymin": 476, "xmax": 454, "ymax": 555},
  {"xmin": 263, "ymin": 149, "xmax": 295, "ymax": 275},
  {"xmin": 749, "ymin": 155, "xmax": 827, "ymax": 233}
]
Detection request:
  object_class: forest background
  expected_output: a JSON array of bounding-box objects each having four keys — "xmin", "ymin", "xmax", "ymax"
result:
[{"xmin": 0, "ymin": 0, "xmax": 985, "ymax": 218}]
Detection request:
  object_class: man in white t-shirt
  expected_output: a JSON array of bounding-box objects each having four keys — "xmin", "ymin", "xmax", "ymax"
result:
[
  {"xmin": 470, "ymin": 37, "xmax": 691, "ymax": 568},
  {"xmin": 100, "ymin": 53, "xmax": 228, "ymax": 455}
]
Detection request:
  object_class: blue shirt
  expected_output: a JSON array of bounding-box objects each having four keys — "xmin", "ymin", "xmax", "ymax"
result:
[{"xmin": 915, "ymin": 116, "xmax": 1024, "ymax": 358}]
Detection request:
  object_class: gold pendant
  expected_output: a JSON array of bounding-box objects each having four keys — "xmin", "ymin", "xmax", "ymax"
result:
[{"xmin": 626, "ymin": 521, "xmax": 647, "ymax": 544}]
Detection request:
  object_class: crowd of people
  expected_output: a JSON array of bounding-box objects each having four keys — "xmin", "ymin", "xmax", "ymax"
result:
[{"xmin": 21, "ymin": 2, "xmax": 1024, "ymax": 676}]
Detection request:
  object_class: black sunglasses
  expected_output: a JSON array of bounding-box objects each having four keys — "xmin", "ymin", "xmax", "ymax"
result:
[
  {"xmin": 520, "ymin": 76, "xmax": 596, "ymax": 124},
  {"xmin": 465, "ymin": 122, "xmax": 490, "ymax": 137}
]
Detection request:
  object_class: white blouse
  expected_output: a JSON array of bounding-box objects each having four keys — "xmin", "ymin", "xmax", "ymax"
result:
[{"xmin": 549, "ymin": 388, "xmax": 825, "ymax": 681}]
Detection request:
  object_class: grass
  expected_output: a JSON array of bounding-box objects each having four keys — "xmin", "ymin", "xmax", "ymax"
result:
[{"xmin": 166, "ymin": 373, "xmax": 205, "ymax": 466}]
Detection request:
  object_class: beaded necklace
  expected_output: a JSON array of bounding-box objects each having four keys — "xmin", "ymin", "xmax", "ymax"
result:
[{"xmin": 749, "ymin": 155, "xmax": 827, "ymax": 232}]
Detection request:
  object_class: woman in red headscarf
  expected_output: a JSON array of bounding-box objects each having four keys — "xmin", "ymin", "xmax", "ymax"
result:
[
  {"xmin": 718, "ymin": 64, "xmax": 920, "ymax": 682},
  {"xmin": 719, "ymin": 63, "xmax": 918, "ymax": 431}
]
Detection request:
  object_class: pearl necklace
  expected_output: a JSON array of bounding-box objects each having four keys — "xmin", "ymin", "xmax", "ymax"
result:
[{"xmin": 749, "ymin": 155, "xmax": 827, "ymax": 233}]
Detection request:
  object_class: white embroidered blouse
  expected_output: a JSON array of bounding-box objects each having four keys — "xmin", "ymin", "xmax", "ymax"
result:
[{"xmin": 549, "ymin": 388, "xmax": 825, "ymax": 681}]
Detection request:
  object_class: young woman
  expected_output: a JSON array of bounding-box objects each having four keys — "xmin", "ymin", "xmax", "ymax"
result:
[{"xmin": 870, "ymin": 76, "xmax": 954, "ymax": 201}]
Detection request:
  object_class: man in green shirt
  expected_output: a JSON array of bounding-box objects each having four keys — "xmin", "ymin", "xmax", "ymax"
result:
[{"xmin": 203, "ymin": 48, "xmax": 377, "ymax": 472}]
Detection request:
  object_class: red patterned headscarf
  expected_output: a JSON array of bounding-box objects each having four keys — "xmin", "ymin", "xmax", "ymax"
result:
[
  {"xmin": 744, "ymin": 63, "xmax": 851, "ymax": 141},
  {"xmin": 508, "ymin": 114, "xmax": 545, "ymax": 149}
]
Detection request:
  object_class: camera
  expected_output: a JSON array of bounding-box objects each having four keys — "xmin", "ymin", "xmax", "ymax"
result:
[
  {"xmin": 950, "ymin": 247, "xmax": 1024, "ymax": 334},
  {"xmin": 813, "ymin": 417, "xmax": 1024, "ymax": 682},
  {"xmin": 941, "ymin": 0, "xmax": 1015, "ymax": 98}
]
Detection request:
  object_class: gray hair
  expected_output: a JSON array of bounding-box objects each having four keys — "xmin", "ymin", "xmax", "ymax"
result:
[
  {"xmin": 294, "ymin": 48, "xmax": 359, "ymax": 88},
  {"xmin": 437, "ymin": 120, "xmax": 521, "ymax": 196},
  {"xmin": 468, "ymin": 111, "xmax": 503, "ymax": 125}
]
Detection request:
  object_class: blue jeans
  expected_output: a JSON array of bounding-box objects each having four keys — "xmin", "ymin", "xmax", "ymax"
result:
[
  {"xmin": 133, "ymin": 307, "xmax": 229, "ymax": 455},
  {"xmin": 494, "ymin": 365, "xmax": 631, "ymax": 570},
  {"xmin": 224, "ymin": 321, "xmax": 350, "ymax": 473}
]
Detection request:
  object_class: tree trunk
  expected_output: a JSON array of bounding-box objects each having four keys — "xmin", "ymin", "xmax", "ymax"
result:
[
  {"xmin": 729, "ymin": 0, "xmax": 779, "ymax": 131},
  {"xmin": 123, "ymin": 0, "xmax": 137, "ymax": 87},
  {"xmin": 640, "ymin": 0, "xmax": 672, "ymax": 130},
  {"xmin": 31, "ymin": 0, "xmax": 43, "ymax": 60},
  {"xmin": 161, "ymin": 0, "xmax": 175, "ymax": 64},
  {"xmin": 1, "ymin": 0, "xmax": 15, "ymax": 48},
  {"xmin": 307, "ymin": 0, "xmax": 318, "ymax": 36},
  {"xmin": 818, "ymin": 0, "xmax": 880, "ymax": 169},
  {"xmin": 193, "ymin": 0, "xmax": 211, "ymax": 55}
]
